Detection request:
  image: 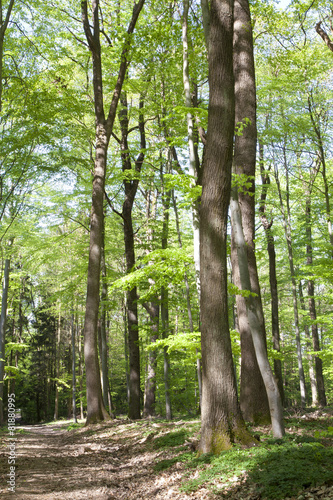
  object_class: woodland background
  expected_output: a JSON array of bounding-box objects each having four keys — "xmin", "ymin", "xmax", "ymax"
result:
[{"xmin": 0, "ymin": 0, "xmax": 332, "ymax": 429}]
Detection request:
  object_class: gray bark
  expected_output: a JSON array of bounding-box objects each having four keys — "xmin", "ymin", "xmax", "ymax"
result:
[
  {"xmin": 230, "ymin": 186, "xmax": 285, "ymax": 438},
  {"xmin": 199, "ymin": 0, "xmax": 254, "ymax": 454}
]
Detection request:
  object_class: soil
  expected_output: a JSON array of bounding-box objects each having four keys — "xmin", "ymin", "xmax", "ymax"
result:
[{"xmin": 0, "ymin": 417, "xmax": 332, "ymax": 500}]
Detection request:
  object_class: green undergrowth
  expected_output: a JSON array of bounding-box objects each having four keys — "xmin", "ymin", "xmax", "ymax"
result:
[
  {"xmin": 178, "ymin": 439, "xmax": 332, "ymax": 499},
  {"xmin": 151, "ymin": 413, "xmax": 333, "ymax": 499}
]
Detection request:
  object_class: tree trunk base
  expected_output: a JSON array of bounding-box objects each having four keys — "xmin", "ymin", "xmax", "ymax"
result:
[{"xmin": 199, "ymin": 420, "xmax": 258, "ymax": 454}]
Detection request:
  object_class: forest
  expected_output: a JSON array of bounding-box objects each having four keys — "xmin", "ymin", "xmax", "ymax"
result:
[{"xmin": 0, "ymin": 0, "xmax": 332, "ymax": 498}]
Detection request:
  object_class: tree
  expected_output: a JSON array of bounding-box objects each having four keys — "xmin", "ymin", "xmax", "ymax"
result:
[
  {"xmin": 199, "ymin": 0, "xmax": 254, "ymax": 454},
  {"xmin": 231, "ymin": 0, "xmax": 270, "ymax": 424},
  {"xmin": 81, "ymin": 0, "xmax": 145, "ymax": 424}
]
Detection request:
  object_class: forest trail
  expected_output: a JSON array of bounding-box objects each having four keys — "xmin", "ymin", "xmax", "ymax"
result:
[
  {"xmin": 0, "ymin": 420, "xmax": 210, "ymax": 500},
  {"xmin": 0, "ymin": 417, "xmax": 332, "ymax": 500}
]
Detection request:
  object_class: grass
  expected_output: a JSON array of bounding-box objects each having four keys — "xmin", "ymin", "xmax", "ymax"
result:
[{"xmin": 152, "ymin": 409, "xmax": 333, "ymax": 499}]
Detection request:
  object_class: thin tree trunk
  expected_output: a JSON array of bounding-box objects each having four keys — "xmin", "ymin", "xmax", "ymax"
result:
[
  {"xmin": 199, "ymin": 0, "xmax": 254, "ymax": 454},
  {"xmin": 118, "ymin": 94, "xmax": 146, "ymax": 419},
  {"xmin": 71, "ymin": 312, "xmax": 77, "ymax": 423},
  {"xmin": 81, "ymin": 0, "xmax": 145, "ymax": 424},
  {"xmin": 182, "ymin": 0, "xmax": 201, "ymax": 295},
  {"xmin": 54, "ymin": 306, "xmax": 61, "ymax": 420},
  {"xmin": 258, "ymin": 143, "xmax": 284, "ymax": 405},
  {"xmin": 0, "ymin": 258, "xmax": 10, "ymax": 426},
  {"xmin": 299, "ymin": 281, "xmax": 318, "ymax": 406},
  {"xmin": 98, "ymin": 230, "xmax": 111, "ymax": 412},
  {"xmin": 274, "ymin": 149, "xmax": 306, "ymax": 407},
  {"xmin": 161, "ymin": 163, "xmax": 172, "ymax": 420},
  {"xmin": 173, "ymin": 190, "xmax": 202, "ymax": 411},
  {"xmin": 143, "ymin": 302, "xmax": 159, "ymax": 417},
  {"xmin": 231, "ymin": 0, "xmax": 270, "ymax": 423},
  {"xmin": 304, "ymin": 195, "xmax": 327, "ymax": 406},
  {"xmin": 230, "ymin": 184, "xmax": 285, "ymax": 438}
]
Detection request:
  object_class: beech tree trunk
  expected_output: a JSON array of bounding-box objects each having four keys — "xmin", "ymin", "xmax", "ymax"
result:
[
  {"xmin": 143, "ymin": 302, "xmax": 159, "ymax": 417},
  {"xmin": 274, "ymin": 149, "xmax": 307, "ymax": 407},
  {"xmin": 299, "ymin": 282, "xmax": 318, "ymax": 406},
  {"xmin": 230, "ymin": 185, "xmax": 285, "ymax": 438},
  {"xmin": 304, "ymin": 196, "xmax": 327, "ymax": 406},
  {"xmin": 232, "ymin": 0, "xmax": 270, "ymax": 424},
  {"xmin": 119, "ymin": 94, "xmax": 146, "ymax": 420},
  {"xmin": 199, "ymin": 0, "xmax": 254, "ymax": 454},
  {"xmin": 81, "ymin": 0, "xmax": 145, "ymax": 424},
  {"xmin": 259, "ymin": 144, "xmax": 285, "ymax": 405}
]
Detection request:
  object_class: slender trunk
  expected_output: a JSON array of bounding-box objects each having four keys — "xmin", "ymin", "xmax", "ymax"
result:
[
  {"xmin": 307, "ymin": 95, "xmax": 333, "ymax": 253},
  {"xmin": 161, "ymin": 167, "xmax": 172, "ymax": 420},
  {"xmin": 161, "ymin": 287, "xmax": 172, "ymax": 420},
  {"xmin": 258, "ymin": 143, "xmax": 284, "ymax": 405},
  {"xmin": 54, "ymin": 307, "xmax": 61, "ymax": 420},
  {"xmin": 78, "ymin": 323, "xmax": 84, "ymax": 420},
  {"xmin": 274, "ymin": 151, "xmax": 306, "ymax": 407},
  {"xmin": 71, "ymin": 313, "xmax": 77, "ymax": 423},
  {"xmin": 81, "ymin": 0, "xmax": 145, "ymax": 424},
  {"xmin": 143, "ymin": 302, "xmax": 159, "ymax": 417},
  {"xmin": 182, "ymin": 0, "xmax": 201, "ymax": 295},
  {"xmin": 230, "ymin": 184, "xmax": 285, "ymax": 438},
  {"xmin": 0, "ymin": 258, "xmax": 9, "ymax": 426},
  {"xmin": 119, "ymin": 95, "xmax": 146, "ymax": 419},
  {"xmin": 98, "ymin": 231, "xmax": 111, "ymax": 411},
  {"xmin": 231, "ymin": 0, "xmax": 270, "ymax": 423},
  {"xmin": 173, "ymin": 190, "xmax": 202, "ymax": 411},
  {"xmin": 199, "ymin": 0, "xmax": 254, "ymax": 454},
  {"xmin": 299, "ymin": 282, "xmax": 318, "ymax": 406},
  {"xmin": 123, "ymin": 297, "xmax": 130, "ymax": 405},
  {"xmin": 304, "ymin": 196, "xmax": 327, "ymax": 406}
]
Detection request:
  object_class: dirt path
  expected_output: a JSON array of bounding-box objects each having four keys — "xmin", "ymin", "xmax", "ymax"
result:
[
  {"xmin": 0, "ymin": 420, "xmax": 210, "ymax": 500},
  {"xmin": 1, "ymin": 418, "xmax": 332, "ymax": 500}
]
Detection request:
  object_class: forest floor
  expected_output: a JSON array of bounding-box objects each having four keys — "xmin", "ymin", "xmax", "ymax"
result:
[{"xmin": 0, "ymin": 407, "xmax": 332, "ymax": 500}]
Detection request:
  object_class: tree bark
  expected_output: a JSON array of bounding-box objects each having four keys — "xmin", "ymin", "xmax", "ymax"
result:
[
  {"xmin": 119, "ymin": 94, "xmax": 146, "ymax": 419},
  {"xmin": 81, "ymin": 0, "xmax": 145, "ymax": 424},
  {"xmin": 258, "ymin": 143, "xmax": 285, "ymax": 405},
  {"xmin": 304, "ymin": 196, "xmax": 327, "ymax": 406},
  {"xmin": 274, "ymin": 149, "xmax": 306, "ymax": 407},
  {"xmin": 299, "ymin": 281, "xmax": 318, "ymax": 406},
  {"xmin": 143, "ymin": 301, "xmax": 159, "ymax": 417},
  {"xmin": 199, "ymin": 0, "xmax": 254, "ymax": 454},
  {"xmin": 230, "ymin": 185, "xmax": 285, "ymax": 438},
  {"xmin": 232, "ymin": 0, "xmax": 270, "ymax": 424}
]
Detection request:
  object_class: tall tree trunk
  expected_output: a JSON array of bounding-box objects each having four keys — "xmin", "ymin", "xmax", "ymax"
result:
[
  {"xmin": 173, "ymin": 190, "xmax": 202, "ymax": 411},
  {"xmin": 71, "ymin": 312, "xmax": 77, "ymax": 423},
  {"xmin": 231, "ymin": 0, "xmax": 270, "ymax": 424},
  {"xmin": 258, "ymin": 143, "xmax": 285, "ymax": 405},
  {"xmin": 0, "ymin": 258, "xmax": 9, "ymax": 426},
  {"xmin": 299, "ymin": 281, "xmax": 318, "ymax": 406},
  {"xmin": 143, "ymin": 302, "xmax": 159, "ymax": 417},
  {"xmin": 307, "ymin": 95, "xmax": 333, "ymax": 253},
  {"xmin": 118, "ymin": 94, "xmax": 146, "ymax": 419},
  {"xmin": 304, "ymin": 196, "xmax": 327, "ymax": 406},
  {"xmin": 161, "ymin": 163, "xmax": 172, "ymax": 420},
  {"xmin": 199, "ymin": 0, "xmax": 254, "ymax": 454},
  {"xmin": 54, "ymin": 306, "xmax": 61, "ymax": 420},
  {"xmin": 274, "ymin": 148, "xmax": 306, "ymax": 407},
  {"xmin": 230, "ymin": 184, "xmax": 285, "ymax": 438},
  {"xmin": 81, "ymin": 0, "xmax": 145, "ymax": 424},
  {"xmin": 98, "ymin": 228, "xmax": 111, "ymax": 412},
  {"xmin": 182, "ymin": 0, "xmax": 201, "ymax": 295}
]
